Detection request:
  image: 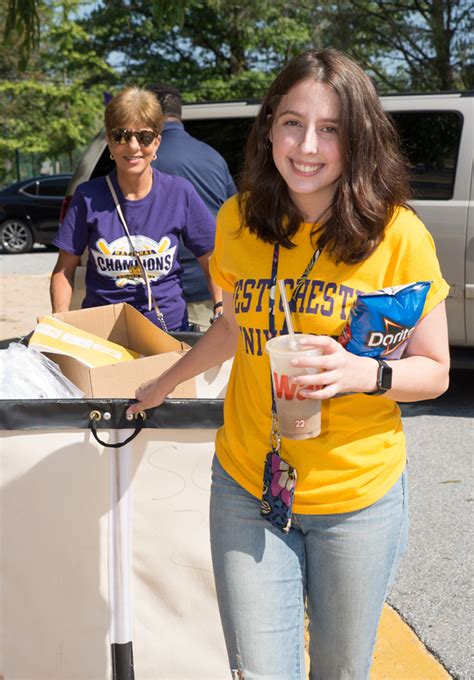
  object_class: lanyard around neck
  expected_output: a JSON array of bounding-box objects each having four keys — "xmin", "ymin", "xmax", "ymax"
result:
[
  {"xmin": 106, "ymin": 174, "xmax": 168, "ymax": 332},
  {"xmin": 268, "ymin": 242, "xmax": 321, "ymax": 337}
]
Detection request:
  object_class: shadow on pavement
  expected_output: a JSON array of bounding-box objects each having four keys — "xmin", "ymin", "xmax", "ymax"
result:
[{"xmin": 401, "ymin": 368, "xmax": 474, "ymax": 418}]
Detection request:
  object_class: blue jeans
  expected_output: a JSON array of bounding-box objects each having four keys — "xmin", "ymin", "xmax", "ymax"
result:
[{"xmin": 210, "ymin": 455, "xmax": 409, "ymax": 680}]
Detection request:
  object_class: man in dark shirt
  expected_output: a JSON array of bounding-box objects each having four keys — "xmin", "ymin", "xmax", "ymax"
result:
[{"xmin": 149, "ymin": 83, "xmax": 237, "ymax": 328}]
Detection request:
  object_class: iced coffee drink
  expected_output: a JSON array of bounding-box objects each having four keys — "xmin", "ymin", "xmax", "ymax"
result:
[{"xmin": 265, "ymin": 334, "xmax": 322, "ymax": 440}]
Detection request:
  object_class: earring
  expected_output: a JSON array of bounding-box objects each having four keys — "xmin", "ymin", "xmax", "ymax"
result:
[
  {"xmin": 152, "ymin": 154, "xmax": 157, "ymax": 160},
  {"xmin": 110, "ymin": 153, "xmax": 114, "ymax": 160}
]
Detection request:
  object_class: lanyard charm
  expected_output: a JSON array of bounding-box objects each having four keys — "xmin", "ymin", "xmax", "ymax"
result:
[{"xmin": 270, "ymin": 411, "xmax": 281, "ymax": 452}]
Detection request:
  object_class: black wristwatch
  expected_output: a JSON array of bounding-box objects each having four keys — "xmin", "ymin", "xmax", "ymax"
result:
[{"xmin": 365, "ymin": 358, "xmax": 392, "ymax": 395}]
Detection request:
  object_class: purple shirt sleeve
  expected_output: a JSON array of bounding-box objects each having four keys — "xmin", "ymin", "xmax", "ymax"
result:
[
  {"xmin": 52, "ymin": 185, "xmax": 90, "ymax": 255},
  {"xmin": 180, "ymin": 183, "xmax": 216, "ymax": 257}
]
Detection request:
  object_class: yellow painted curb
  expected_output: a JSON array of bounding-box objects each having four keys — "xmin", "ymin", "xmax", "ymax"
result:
[
  {"xmin": 305, "ymin": 605, "xmax": 451, "ymax": 679},
  {"xmin": 371, "ymin": 605, "xmax": 451, "ymax": 679}
]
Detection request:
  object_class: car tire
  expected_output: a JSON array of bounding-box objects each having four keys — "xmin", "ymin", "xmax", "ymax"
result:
[{"xmin": 0, "ymin": 219, "xmax": 34, "ymax": 254}]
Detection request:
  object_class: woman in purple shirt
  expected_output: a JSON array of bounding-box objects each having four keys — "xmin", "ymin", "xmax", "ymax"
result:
[{"xmin": 51, "ymin": 86, "xmax": 221, "ymax": 331}]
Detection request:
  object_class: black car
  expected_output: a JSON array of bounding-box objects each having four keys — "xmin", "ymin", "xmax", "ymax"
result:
[{"xmin": 0, "ymin": 174, "xmax": 72, "ymax": 254}]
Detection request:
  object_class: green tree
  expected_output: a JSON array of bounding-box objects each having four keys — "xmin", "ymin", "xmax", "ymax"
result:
[
  {"xmin": 4, "ymin": 0, "xmax": 40, "ymax": 70},
  {"xmin": 3, "ymin": 0, "xmax": 472, "ymax": 185},
  {"xmin": 77, "ymin": 0, "xmax": 474, "ymax": 96},
  {"xmin": 0, "ymin": 1, "xmax": 116, "ymax": 184},
  {"xmin": 5, "ymin": 0, "xmax": 474, "ymax": 91},
  {"xmin": 79, "ymin": 0, "xmax": 315, "ymax": 100},
  {"xmin": 315, "ymin": 0, "xmax": 473, "ymax": 91},
  {"xmin": 6, "ymin": 0, "xmax": 472, "ymax": 92}
]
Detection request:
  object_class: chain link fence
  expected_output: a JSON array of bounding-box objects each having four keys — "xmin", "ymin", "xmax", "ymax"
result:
[{"xmin": 1, "ymin": 148, "xmax": 86, "ymax": 188}]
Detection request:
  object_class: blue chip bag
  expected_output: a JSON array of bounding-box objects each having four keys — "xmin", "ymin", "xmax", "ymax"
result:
[{"xmin": 338, "ymin": 281, "xmax": 431, "ymax": 359}]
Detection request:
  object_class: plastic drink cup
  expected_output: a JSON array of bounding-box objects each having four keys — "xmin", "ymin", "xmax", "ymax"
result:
[{"xmin": 265, "ymin": 334, "xmax": 323, "ymax": 440}]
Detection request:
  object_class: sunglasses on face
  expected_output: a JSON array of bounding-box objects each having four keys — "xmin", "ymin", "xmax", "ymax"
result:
[{"xmin": 111, "ymin": 129, "xmax": 158, "ymax": 146}]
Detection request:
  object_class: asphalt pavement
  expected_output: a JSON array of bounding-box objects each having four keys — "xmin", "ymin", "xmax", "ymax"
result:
[
  {"xmin": 0, "ymin": 246, "xmax": 58, "ymax": 275},
  {"xmin": 0, "ymin": 247, "xmax": 57, "ymax": 340},
  {"xmin": 392, "ymin": 377, "xmax": 473, "ymax": 679}
]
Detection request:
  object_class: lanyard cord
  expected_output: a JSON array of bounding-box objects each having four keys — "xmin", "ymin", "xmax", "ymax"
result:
[
  {"xmin": 105, "ymin": 174, "xmax": 168, "ymax": 332},
  {"xmin": 268, "ymin": 242, "xmax": 321, "ymax": 337}
]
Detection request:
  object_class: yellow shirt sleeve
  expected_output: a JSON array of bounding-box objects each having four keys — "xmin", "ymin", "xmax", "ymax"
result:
[
  {"xmin": 383, "ymin": 207, "xmax": 450, "ymax": 317},
  {"xmin": 209, "ymin": 196, "xmax": 240, "ymax": 293}
]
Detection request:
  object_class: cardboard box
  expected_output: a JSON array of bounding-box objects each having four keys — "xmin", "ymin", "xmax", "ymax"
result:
[{"xmin": 30, "ymin": 303, "xmax": 195, "ymax": 399}]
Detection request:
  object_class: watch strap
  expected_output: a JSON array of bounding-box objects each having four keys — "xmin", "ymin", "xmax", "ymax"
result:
[{"xmin": 364, "ymin": 358, "xmax": 392, "ymax": 395}]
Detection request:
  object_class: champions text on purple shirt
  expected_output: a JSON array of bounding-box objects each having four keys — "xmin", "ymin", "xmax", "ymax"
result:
[{"xmin": 53, "ymin": 168, "xmax": 216, "ymax": 330}]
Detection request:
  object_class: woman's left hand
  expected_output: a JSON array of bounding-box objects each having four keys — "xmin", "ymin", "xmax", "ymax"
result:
[{"xmin": 289, "ymin": 335, "xmax": 377, "ymax": 399}]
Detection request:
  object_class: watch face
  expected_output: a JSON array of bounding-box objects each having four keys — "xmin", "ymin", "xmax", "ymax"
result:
[{"xmin": 378, "ymin": 361, "xmax": 393, "ymax": 390}]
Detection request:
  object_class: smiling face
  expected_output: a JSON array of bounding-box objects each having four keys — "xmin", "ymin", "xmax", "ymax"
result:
[
  {"xmin": 270, "ymin": 79, "xmax": 343, "ymax": 221},
  {"xmin": 107, "ymin": 122, "xmax": 161, "ymax": 179}
]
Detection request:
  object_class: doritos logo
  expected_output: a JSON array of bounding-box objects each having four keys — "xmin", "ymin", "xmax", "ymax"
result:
[{"xmin": 367, "ymin": 318, "xmax": 414, "ymax": 356}]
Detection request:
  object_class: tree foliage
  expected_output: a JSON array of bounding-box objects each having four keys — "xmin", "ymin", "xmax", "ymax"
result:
[
  {"xmin": 4, "ymin": 0, "xmax": 40, "ymax": 70},
  {"xmin": 0, "ymin": 1, "xmax": 116, "ymax": 184},
  {"xmin": 315, "ymin": 0, "xmax": 473, "ymax": 91},
  {"xmin": 78, "ymin": 0, "xmax": 315, "ymax": 99},
  {"xmin": 5, "ymin": 0, "xmax": 473, "ymax": 91},
  {"xmin": 2, "ymin": 0, "xmax": 472, "ymax": 184}
]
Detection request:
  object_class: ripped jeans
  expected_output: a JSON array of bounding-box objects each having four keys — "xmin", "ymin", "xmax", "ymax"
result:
[{"xmin": 209, "ymin": 455, "xmax": 408, "ymax": 680}]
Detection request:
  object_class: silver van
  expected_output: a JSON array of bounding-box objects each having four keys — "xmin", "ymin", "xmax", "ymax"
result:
[{"xmin": 64, "ymin": 93, "xmax": 474, "ymax": 352}]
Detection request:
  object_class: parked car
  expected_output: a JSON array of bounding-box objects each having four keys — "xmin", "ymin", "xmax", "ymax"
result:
[
  {"xmin": 0, "ymin": 173, "xmax": 72, "ymax": 254},
  {"xmin": 64, "ymin": 92, "xmax": 473, "ymax": 349}
]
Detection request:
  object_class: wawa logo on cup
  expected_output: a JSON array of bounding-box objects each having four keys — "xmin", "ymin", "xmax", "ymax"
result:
[{"xmin": 272, "ymin": 372, "xmax": 321, "ymax": 400}]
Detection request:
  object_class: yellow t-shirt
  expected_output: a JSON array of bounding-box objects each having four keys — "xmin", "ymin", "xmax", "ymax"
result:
[{"xmin": 209, "ymin": 196, "xmax": 449, "ymax": 514}]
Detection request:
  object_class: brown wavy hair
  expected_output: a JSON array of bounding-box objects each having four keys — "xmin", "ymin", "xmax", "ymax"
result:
[{"xmin": 238, "ymin": 49, "xmax": 411, "ymax": 263}]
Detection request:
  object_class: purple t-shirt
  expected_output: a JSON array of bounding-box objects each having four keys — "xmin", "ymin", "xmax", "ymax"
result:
[{"xmin": 53, "ymin": 169, "xmax": 215, "ymax": 331}]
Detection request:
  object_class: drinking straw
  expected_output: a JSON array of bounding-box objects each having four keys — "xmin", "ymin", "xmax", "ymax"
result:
[{"xmin": 278, "ymin": 280, "xmax": 298, "ymax": 349}]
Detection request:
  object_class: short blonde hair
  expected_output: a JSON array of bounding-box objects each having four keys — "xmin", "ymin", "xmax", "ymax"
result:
[{"xmin": 105, "ymin": 86, "xmax": 163, "ymax": 134}]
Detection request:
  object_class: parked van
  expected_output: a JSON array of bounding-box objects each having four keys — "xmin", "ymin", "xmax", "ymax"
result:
[{"xmin": 63, "ymin": 93, "xmax": 474, "ymax": 350}]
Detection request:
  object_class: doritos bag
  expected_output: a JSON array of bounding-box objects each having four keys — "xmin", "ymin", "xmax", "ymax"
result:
[{"xmin": 338, "ymin": 281, "xmax": 431, "ymax": 359}]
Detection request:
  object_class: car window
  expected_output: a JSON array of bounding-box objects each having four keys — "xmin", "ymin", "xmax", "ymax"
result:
[
  {"xmin": 183, "ymin": 113, "xmax": 464, "ymax": 198},
  {"xmin": 390, "ymin": 111, "xmax": 463, "ymax": 200},
  {"xmin": 37, "ymin": 177, "xmax": 70, "ymax": 196},
  {"xmin": 92, "ymin": 152, "xmax": 115, "ymax": 180},
  {"xmin": 90, "ymin": 110, "xmax": 464, "ymax": 200},
  {"xmin": 21, "ymin": 181, "xmax": 39, "ymax": 196},
  {"xmin": 185, "ymin": 117, "xmax": 254, "ymax": 180}
]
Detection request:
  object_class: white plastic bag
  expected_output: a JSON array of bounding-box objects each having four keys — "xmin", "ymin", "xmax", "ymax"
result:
[{"xmin": 0, "ymin": 342, "xmax": 84, "ymax": 399}]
